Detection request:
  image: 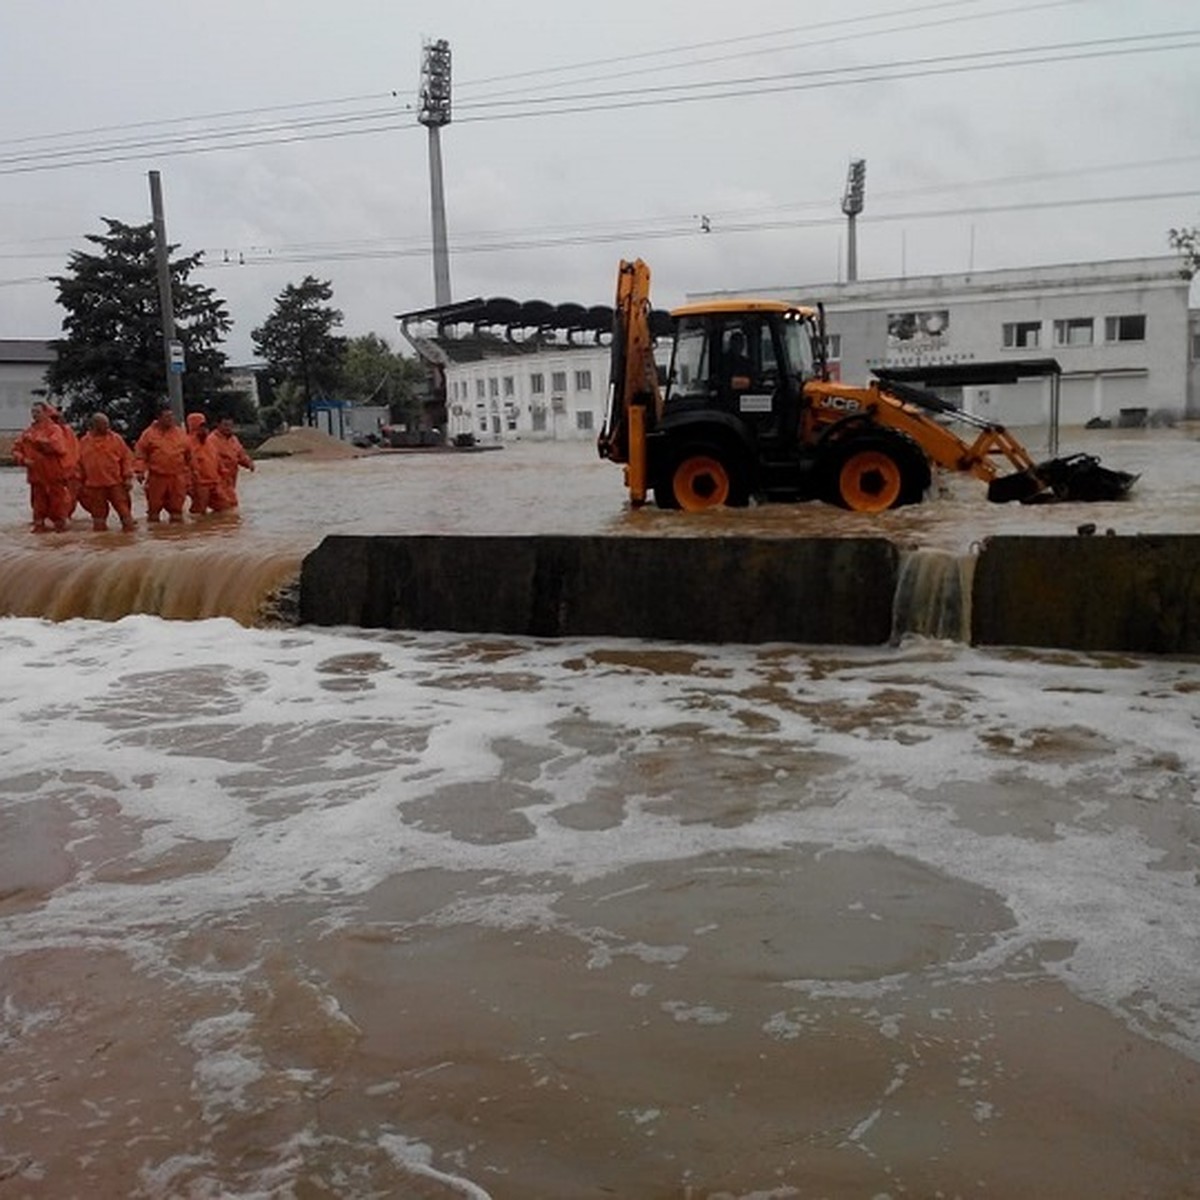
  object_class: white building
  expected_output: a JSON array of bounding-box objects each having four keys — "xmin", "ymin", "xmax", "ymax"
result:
[
  {"xmin": 0, "ymin": 340, "xmax": 54, "ymax": 432},
  {"xmin": 443, "ymin": 342, "xmax": 610, "ymax": 443},
  {"xmin": 430, "ymin": 256, "xmax": 1196, "ymax": 440},
  {"xmin": 697, "ymin": 255, "xmax": 1196, "ymax": 426}
]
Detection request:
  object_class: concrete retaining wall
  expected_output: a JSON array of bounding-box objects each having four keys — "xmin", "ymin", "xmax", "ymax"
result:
[
  {"xmin": 972, "ymin": 534, "xmax": 1200, "ymax": 655},
  {"xmin": 299, "ymin": 533, "xmax": 1200, "ymax": 655},
  {"xmin": 299, "ymin": 535, "xmax": 901, "ymax": 645}
]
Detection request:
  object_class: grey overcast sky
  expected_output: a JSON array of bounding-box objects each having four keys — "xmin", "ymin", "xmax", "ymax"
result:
[{"xmin": 1, "ymin": 0, "xmax": 1197, "ymax": 360}]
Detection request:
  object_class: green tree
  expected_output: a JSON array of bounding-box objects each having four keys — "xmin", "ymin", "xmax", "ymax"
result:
[
  {"xmin": 46, "ymin": 218, "xmax": 231, "ymax": 435},
  {"xmin": 341, "ymin": 333, "xmax": 428, "ymax": 428},
  {"xmin": 1168, "ymin": 226, "xmax": 1198, "ymax": 278},
  {"xmin": 251, "ymin": 276, "xmax": 345, "ymax": 426}
]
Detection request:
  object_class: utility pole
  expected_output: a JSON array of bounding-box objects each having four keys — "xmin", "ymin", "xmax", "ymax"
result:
[
  {"xmin": 148, "ymin": 170, "xmax": 184, "ymax": 421},
  {"xmin": 841, "ymin": 159, "xmax": 866, "ymax": 285},
  {"xmin": 419, "ymin": 39, "xmax": 453, "ymax": 307}
]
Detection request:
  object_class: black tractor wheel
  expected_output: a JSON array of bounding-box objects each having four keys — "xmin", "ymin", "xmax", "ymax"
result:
[
  {"xmin": 822, "ymin": 433, "xmax": 930, "ymax": 512},
  {"xmin": 655, "ymin": 443, "xmax": 749, "ymax": 511}
]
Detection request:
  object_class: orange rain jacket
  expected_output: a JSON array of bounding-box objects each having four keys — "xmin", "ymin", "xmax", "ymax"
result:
[
  {"xmin": 134, "ymin": 422, "xmax": 192, "ymax": 481},
  {"xmin": 79, "ymin": 427, "xmax": 135, "ymax": 488},
  {"xmin": 186, "ymin": 414, "xmax": 222, "ymax": 487}
]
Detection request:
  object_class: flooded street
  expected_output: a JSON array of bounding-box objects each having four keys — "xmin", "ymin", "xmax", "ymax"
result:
[
  {"xmin": 0, "ymin": 426, "xmax": 1198, "ymax": 626},
  {"xmin": 1, "ymin": 428, "xmax": 1199, "ymax": 1198}
]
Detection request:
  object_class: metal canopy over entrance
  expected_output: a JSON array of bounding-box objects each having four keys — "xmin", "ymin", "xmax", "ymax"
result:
[{"xmin": 873, "ymin": 358, "xmax": 1064, "ymax": 455}]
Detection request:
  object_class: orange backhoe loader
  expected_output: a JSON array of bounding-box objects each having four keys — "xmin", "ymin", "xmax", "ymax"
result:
[{"xmin": 597, "ymin": 259, "xmax": 1136, "ymax": 512}]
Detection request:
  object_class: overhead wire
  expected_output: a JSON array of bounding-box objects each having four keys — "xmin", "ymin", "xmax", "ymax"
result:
[
  {"xmin": 454, "ymin": 0, "xmax": 1076, "ymax": 89},
  {"xmin": 193, "ymin": 188, "xmax": 1200, "ymax": 269},
  {"xmin": 0, "ymin": 27, "xmax": 1193, "ymax": 174},
  {"xmin": 462, "ymin": 0, "xmax": 1086, "ymax": 101}
]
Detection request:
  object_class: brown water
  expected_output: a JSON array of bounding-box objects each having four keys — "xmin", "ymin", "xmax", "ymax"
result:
[
  {"xmin": 2, "ymin": 430, "xmax": 1200, "ymax": 1199},
  {"xmin": 0, "ymin": 428, "xmax": 1196, "ymax": 626}
]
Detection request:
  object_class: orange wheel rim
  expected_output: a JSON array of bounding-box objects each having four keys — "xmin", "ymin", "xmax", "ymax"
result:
[
  {"xmin": 674, "ymin": 456, "xmax": 730, "ymax": 511},
  {"xmin": 839, "ymin": 450, "xmax": 902, "ymax": 512}
]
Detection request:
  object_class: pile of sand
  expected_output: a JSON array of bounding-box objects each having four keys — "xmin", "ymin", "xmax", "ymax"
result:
[{"xmin": 254, "ymin": 427, "xmax": 366, "ymax": 460}]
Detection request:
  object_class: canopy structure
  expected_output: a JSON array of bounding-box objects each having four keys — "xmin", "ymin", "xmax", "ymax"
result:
[
  {"xmin": 873, "ymin": 358, "xmax": 1063, "ymax": 455},
  {"xmin": 397, "ymin": 296, "xmax": 674, "ymax": 346}
]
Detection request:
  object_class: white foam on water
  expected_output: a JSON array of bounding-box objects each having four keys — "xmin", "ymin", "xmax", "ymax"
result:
[
  {"xmin": 378, "ymin": 1133, "xmax": 495, "ymax": 1200},
  {"xmin": 1, "ymin": 615, "xmax": 1199, "ymax": 1069}
]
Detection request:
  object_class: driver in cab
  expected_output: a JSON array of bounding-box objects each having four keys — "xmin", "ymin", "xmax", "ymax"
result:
[{"xmin": 724, "ymin": 329, "xmax": 754, "ymax": 390}]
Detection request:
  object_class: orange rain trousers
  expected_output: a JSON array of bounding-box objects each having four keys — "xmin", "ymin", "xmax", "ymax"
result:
[
  {"xmin": 134, "ymin": 425, "xmax": 192, "ymax": 521},
  {"xmin": 212, "ymin": 431, "xmax": 254, "ymax": 512},
  {"xmin": 79, "ymin": 429, "xmax": 137, "ymax": 530},
  {"xmin": 12, "ymin": 423, "xmax": 71, "ymax": 530},
  {"xmin": 188, "ymin": 435, "xmax": 222, "ymax": 516}
]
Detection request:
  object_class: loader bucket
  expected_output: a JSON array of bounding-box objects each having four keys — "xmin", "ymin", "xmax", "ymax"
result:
[
  {"xmin": 987, "ymin": 468, "xmax": 1045, "ymax": 504},
  {"xmin": 1031, "ymin": 453, "xmax": 1138, "ymax": 502}
]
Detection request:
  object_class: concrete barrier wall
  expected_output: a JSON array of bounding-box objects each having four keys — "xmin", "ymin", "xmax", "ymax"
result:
[
  {"xmin": 299, "ymin": 535, "xmax": 901, "ymax": 645},
  {"xmin": 300, "ymin": 533, "xmax": 1200, "ymax": 655},
  {"xmin": 973, "ymin": 535, "xmax": 1200, "ymax": 654}
]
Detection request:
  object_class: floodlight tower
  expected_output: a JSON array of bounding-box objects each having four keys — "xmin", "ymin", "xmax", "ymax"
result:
[
  {"xmin": 841, "ymin": 158, "xmax": 866, "ymax": 284},
  {"xmin": 419, "ymin": 38, "xmax": 453, "ymax": 307}
]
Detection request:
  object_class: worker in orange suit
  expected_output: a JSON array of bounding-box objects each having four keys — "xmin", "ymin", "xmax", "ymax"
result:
[
  {"xmin": 78, "ymin": 412, "xmax": 137, "ymax": 532},
  {"xmin": 50, "ymin": 406, "xmax": 83, "ymax": 517},
  {"xmin": 185, "ymin": 412, "xmax": 222, "ymax": 516},
  {"xmin": 133, "ymin": 405, "xmax": 192, "ymax": 523},
  {"xmin": 11, "ymin": 400, "xmax": 72, "ymax": 532},
  {"xmin": 211, "ymin": 415, "xmax": 255, "ymax": 513}
]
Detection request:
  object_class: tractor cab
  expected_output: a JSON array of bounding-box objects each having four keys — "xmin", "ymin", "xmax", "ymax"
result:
[{"xmin": 664, "ymin": 301, "xmax": 824, "ymax": 447}]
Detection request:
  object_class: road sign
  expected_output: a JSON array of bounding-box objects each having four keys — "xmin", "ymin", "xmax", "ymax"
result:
[{"xmin": 169, "ymin": 339, "xmax": 185, "ymax": 374}]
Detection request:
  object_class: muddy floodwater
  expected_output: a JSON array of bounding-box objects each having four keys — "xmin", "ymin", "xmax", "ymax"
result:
[
  {"xmin": 0, "ymin": 427, "xmax": 1198, "ymax": 625},
  {"xmin": 0, "ymin": 428, "xmax": 1199, "ymax": 1198}
]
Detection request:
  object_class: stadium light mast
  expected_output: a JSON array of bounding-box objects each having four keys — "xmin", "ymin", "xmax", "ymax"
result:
[
  {"xmin": 841, "ymin": 158, "xmax": 866, "ymax": 284},
  {"xmin": 419, "ymin": 38, "xmax": 453, "ymax": 307}
]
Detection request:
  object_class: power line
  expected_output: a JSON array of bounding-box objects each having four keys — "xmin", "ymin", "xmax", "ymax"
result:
[
  {"xmin": 2, "ymin": 184, "xmax": 1189, "ymax": 288},
  {"xmin": 0, "ymin": 29, "xmax": 1193, "ymax": 175},
  {"xmin": 0, "ymin": 0, "xmax": 1013, "ymax": 155},
  {"xmin": 194, "ymin": 188, "xmax": 1200, "ymax": 268},
  {"xmin": 0, "ymin": 91, "xmax": 402, "ymax": 150},
  {"xmin": 456, "ymin": 0, "xmax": 1068, "ymax": 89},
  {"xmin": 2, "ymin": 149, "xmax": 1193, "ymax": 266},
  {"xmin": 452, "ymin": 31, "xmax": 1200, "ymax": 116},
  {"xmin": 465, "ymin": 0, "xmax": 1085, "ymax": 102}
]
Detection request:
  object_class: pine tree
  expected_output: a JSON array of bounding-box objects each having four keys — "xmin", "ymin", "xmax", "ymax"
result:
[
  {"xmin": 47, "ymin": 218, "xmax": 232, "ymax": 435},
  {"xmin": 251, "ymin": 277, "xmax": 346, "ymax": 426}
]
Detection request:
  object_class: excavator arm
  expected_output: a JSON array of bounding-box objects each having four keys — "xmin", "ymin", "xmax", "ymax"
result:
[
  {"xmin": 803, "ymin": 378, "xmax": 1134, "ymax": 503},
  {"xmin": 597, "ymin": 259, "xmax": 661, "ymax": 505}
]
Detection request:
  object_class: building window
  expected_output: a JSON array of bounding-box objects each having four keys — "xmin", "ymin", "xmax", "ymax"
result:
[
  {"xmin": 825, "ymin": 333, "xmax": 842, "ymax": 361},
  {"xmin": 503, "ymin": 376, "xmax": 515, "ymax": 396},
  {"xmin": 1104, "ymin": 315, "xmax": 1146, "ymax": 343},
  {"xmin": 551, "ymin": 371, "xmax": 567, "ymax": 393},
  {"xmin": 531, "ymin": 409, "xmax": 547, "ymax": 432},
  {"xmin": 530, "ymin": 372, "xmax": 545, "ymax": 394},
  {"xmin": 575, "ymin": 410, "xmax": 594, "ymax": 431},
  {"xmin": 574, "ymin": 369, "xmax": 592, "ymax": 391},
  {"xmin": 1003, "ymin": 321, "xmax": 1041, "ymax": 349},
  {"xmin": 488, "ymin": 377, "xmax": 499, "ymax": 397},
  {"xmin": 1192, "ymin": 332, "xmax": 1200, "ymax": 361},
  {"xmin": 505, "ymin": 403, "xmax": 518, "ymax": 431},
  {"xmin": 1054, "ymin": 318, "xmax": 1094, "ymax": 347},
  {"xmin": 475, "ymin": 378, "xmax": 486, "ymax": 399}
]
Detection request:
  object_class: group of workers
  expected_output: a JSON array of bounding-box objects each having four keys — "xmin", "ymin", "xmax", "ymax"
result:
[{"xmin": 12, "ymin": 401, "xmax": 255, "ymax": 533}]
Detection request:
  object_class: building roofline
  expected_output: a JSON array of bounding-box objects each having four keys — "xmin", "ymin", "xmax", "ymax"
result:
[
  {"xmin": 693, "ymin": 255, "xmax": 1191, "ymax": 307},
  {"xmin": 0, "ymin": 338, "xmax": 55, "ymax": 364}
]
